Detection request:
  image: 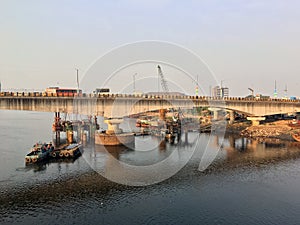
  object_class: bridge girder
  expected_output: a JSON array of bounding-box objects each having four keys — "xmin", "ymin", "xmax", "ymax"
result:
[{"xmin": 0, "ymin": 96, "xmax": 299, "ymax": 117}]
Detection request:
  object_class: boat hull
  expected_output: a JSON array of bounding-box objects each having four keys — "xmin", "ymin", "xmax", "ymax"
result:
[
  {"xmin": 25, "ymin": 147, "xmax": 53, "ymax": 164},
  {"xmin": 292, "ymin": 133, "xmax": 300, "ymax": 142},
  {"xmin": 50, "ymin": 143, "xmax": 82, "ymax": 158}
]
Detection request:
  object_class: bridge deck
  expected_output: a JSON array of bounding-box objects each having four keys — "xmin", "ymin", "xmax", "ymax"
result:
[{"xmin": 0, "ymin": 93, "xmax": 299, "ymax": 117}]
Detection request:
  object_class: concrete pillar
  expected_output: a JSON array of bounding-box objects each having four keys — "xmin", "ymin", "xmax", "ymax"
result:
[
  {"xmin": 211, "ymin": 109, "xmax": 219, "ymax": 120},
  {"xmin": 55, "ymin": 131, "xmax": 60, "ymax": 146},
  {"xmin": 229, "ymin": 136, "xmax": 235, "ymax": 148},
  {"xmin": 82, "ymin": 132, "xmax": 87, "ymax": 145},
  {"xmin": 247, "ymin": 116, "xmax": 265, "ymax": 126},
  {"xmin": 229, "ymin": 110, "xmax": 235, "ymax": 124},
  {"xmin": 184, "ymin": 130, "xmax": 188, "ymax": 144},
  {"xmin": 104, "ymin": 119, "xmax": 123, "ymax": 134}
]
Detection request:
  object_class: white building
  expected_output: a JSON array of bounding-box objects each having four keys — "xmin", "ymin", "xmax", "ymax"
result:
[{"xmin": 212, "ymin": 86, "xmax": 229, "ymax": 98}]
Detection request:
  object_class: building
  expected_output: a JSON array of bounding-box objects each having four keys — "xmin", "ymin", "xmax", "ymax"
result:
[
  {"xmin": 212, "ymin": 86, "xmax": 229, "ymax": 98},
  {"xmin": 93, "ymin": 88, "xmax": 110, "ymax": 94},
  {"xmin": 45, "ymin": 87, "xmax": 59, "ymax": 94}
]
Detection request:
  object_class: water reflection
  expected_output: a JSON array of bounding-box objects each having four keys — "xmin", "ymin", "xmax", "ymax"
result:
[
  {"xmin": 24, "ymin": 157, "xmax": 81, "ymax": 173},
  {"xmin": 2, "ymin": 111, "xmax": 300, "ymax": 224},
  {"xmin": 80, "ymin": 131, "xmax": 300, "ymax": 177},
  {"xmin": 208, "ymin": 133, "xmax": 300, "ymax": 170}
]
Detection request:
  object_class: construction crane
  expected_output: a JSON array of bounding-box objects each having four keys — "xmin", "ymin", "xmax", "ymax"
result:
[
  {"xmin": 284, "ymin": 84, "xmax": 288, "ymax": 98},
  {"xmin": 248, "ymin": 88, "xmax": 254, "ymax": 97},
  {"xmin": 157, "ymin": 65, "xmax": 169, "ymax": 94},
  {"xmin": 157, "ymin": 65, "xmax": 183, "ymax": 121}
]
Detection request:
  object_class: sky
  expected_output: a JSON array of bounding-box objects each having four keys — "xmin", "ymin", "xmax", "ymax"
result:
[{"xmin": 0, "ymin": 0, "xmax": 300, "ymax": 97}]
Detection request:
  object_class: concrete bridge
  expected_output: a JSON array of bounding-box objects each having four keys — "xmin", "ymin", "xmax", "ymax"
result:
[{"xmin": 0, "ymin": 93, "xmax": 299, "ymax": 124}]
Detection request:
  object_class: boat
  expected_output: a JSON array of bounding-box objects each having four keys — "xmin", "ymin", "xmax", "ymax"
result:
[
  {"xmin": 136, "ymin": 119, "xmax": 150, "ymax": 128},
  {"xmin": 292, "ymin": 132, "xmax": 300, "ymax": 142},
  {"xmin": 136, "ymin": 116, "xmax": 153, "ymax": 128},
  {"xmin": 288, "ymin": 119, "xmax": 300, "ymax": 128},
  {"xmin": 50, "ymin": 143, "xmax": 82, "ymax": 158},
  {"xmin": 25, "ymin": 142, "xmax": 54, "ymax": 164}
]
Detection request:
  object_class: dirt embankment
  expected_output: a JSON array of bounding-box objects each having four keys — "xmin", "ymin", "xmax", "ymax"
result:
[
  {"xmin": 226, "ymin": 122, "xmax": 251, "ymax": 134},
  {"xmin": 240, "ymin": 120, "xmax": 295, "ymax": 141}
]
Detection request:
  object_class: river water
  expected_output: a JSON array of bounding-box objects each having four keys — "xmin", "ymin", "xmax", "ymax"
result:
[{"xmin": 1, "ymin": 110, "xmax": 300, "ymax": 225}]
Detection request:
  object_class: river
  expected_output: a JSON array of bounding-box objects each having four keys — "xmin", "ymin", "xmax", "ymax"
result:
[{"xmin": 1, "ymin": 110, "xmax": 300, "ymax": 225}]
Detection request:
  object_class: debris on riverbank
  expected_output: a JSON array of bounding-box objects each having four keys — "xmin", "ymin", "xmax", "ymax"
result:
[
  {"xmin": 240, "ymin": 120, "xmax": 294, "ymax": 141},
  {"xmin": 226, "ymin": 122, "xmax": 251, "ymax": 134}
]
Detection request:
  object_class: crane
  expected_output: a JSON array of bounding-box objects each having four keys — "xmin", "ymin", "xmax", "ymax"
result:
[
  {"xmin": 157, "ymin": 65, "xmax": 169, "ymax": 94},
  {"xmin": 248, "ymin": 88, "xmax": 254, "ymax": 97},
  {"xmin": 157, "ymin": 65, "xmax": 183, "ymax": 121}
]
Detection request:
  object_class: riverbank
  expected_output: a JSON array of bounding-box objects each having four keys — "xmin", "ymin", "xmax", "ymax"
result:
[
  {"xmin": 226, "ymin": 121, "xmax": 251, "ymax": 134},
  {"xmin": 239, "ymin": 120, "xmax": 295, "ymax": 141}
]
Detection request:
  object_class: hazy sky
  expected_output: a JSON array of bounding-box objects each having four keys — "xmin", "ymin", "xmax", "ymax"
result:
[{"xmin": 0, "ymin": 0, "xmax": 300, "ymax": 96}]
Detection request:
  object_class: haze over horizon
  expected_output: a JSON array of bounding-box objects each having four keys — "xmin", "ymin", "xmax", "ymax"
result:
[{"xmin": 0, "ymin": 0, "xmax": 299, "ymax": 97}]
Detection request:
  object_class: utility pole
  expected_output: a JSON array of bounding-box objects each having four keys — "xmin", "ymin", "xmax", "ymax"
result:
[
  {"xmin": 75, "ymin": 68, "xmax": 79, "ymax": 94},
  {"xmin": 158, "ymin": 68, "xmax": 160, "ymax": 93},
  {"xmin": 274, "ymin": 80, "xmax": 277, "ymax": 98},
  {"xmin": 195, "ymin": 75, "xmax": 199, "ymax": 96},
  {"xmin": 284, "ymin": 84, "xmax": 288, "ymax": 98}
]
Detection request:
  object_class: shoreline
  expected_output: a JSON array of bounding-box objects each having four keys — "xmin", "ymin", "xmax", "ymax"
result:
[{"xmin": 225, "ymin": 120, "xmax": 298, "ymax": 142}]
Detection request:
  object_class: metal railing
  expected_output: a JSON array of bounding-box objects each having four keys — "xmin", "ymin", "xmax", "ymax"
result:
[{"xmin": 0, "ymin": 91, "xmax": 299, "ymax": 103}]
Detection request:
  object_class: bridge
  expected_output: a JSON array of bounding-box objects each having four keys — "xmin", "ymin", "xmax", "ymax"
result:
[{"xmin": 0, "ymin": 93, "xmax": 299, "ymax": 124}]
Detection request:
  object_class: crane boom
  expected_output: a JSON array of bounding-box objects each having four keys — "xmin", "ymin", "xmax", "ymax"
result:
[
  {"xmin": 157, "ymin": 65, "xmax": 169, "ymax": 93},
  {"xmin": 248, "ymin": 88, "xmax": 254, "ymax": 96},
  {"xmin": 157, "ymin": 65, "xmax": 183, "ymax": 120}
]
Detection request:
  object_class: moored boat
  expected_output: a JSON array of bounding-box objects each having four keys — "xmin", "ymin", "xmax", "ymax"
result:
[
  {"xmin": 50, "ymin": 143, "xmax": 82, "ymax": 158},
  {"xmin": 292, "ymin": 132, "xmax": 300, "ymax": 142},
  {"xmin": 288, "ymin": 119, "xmax": 300, "ymax": 128},
  {"xmin": 25, "ymin": 142, "xmax": 54, "ymax": 164}
]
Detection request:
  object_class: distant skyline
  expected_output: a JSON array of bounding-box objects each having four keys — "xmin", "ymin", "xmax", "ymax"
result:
[{"xmin": 0, "ymin": 0, "xmax": 300, "ymax": 97}]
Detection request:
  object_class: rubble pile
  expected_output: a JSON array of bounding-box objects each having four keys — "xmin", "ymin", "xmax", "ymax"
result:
[{"xmin": 241, "ymin": 125, "xmax": 292, "ymax": 139}]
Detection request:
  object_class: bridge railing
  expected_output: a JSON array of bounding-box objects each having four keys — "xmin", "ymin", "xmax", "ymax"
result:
[{"xmin": 0, "ymin": 92, "xmax": 299, "ymax": 103}]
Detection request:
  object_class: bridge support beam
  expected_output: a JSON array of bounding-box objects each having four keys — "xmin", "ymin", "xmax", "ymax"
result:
[
  {"xmin": 229, "ymin": 110, "xmax": 235, "ymax": 124},
  {"xmin": 247, "ymin": 116, "xmax": 265, "ymax": 126},
  {"xmin": 209, "ymin": 108, "xmax": 220, "ymax": 120}
]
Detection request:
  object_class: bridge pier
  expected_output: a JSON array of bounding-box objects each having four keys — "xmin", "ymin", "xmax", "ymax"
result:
[
  {"xmin": 229, "ymin": 136, "xmax": 235, "ymax": 148},
  {"xmin": 229, "ymin": 110, "xmax": 235, "ymax": 124},
  {"xmin": 209, "ymin": 108, "xmax": 220, "ymax": 120},
  {"xmin": 104, "ymin": 119, "xmax": 123, "ymax": 134},
  {"xmin": 247, "ymin": 116, "xmax": 266, "ymax": 126}
]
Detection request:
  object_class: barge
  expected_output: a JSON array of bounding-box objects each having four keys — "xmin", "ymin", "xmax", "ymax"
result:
[
  {"xmin": 25, "ymin": 142, "xmax": 54, "ymax": 164},
  {"xmin": 50, "ymin": 143, "xmax": 82, "ymax": 158}
]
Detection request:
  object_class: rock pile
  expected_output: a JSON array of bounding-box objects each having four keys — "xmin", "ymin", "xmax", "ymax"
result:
[{"xmin": 241, "ymin": 125, "xmax": 292, "ymax": 139}]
